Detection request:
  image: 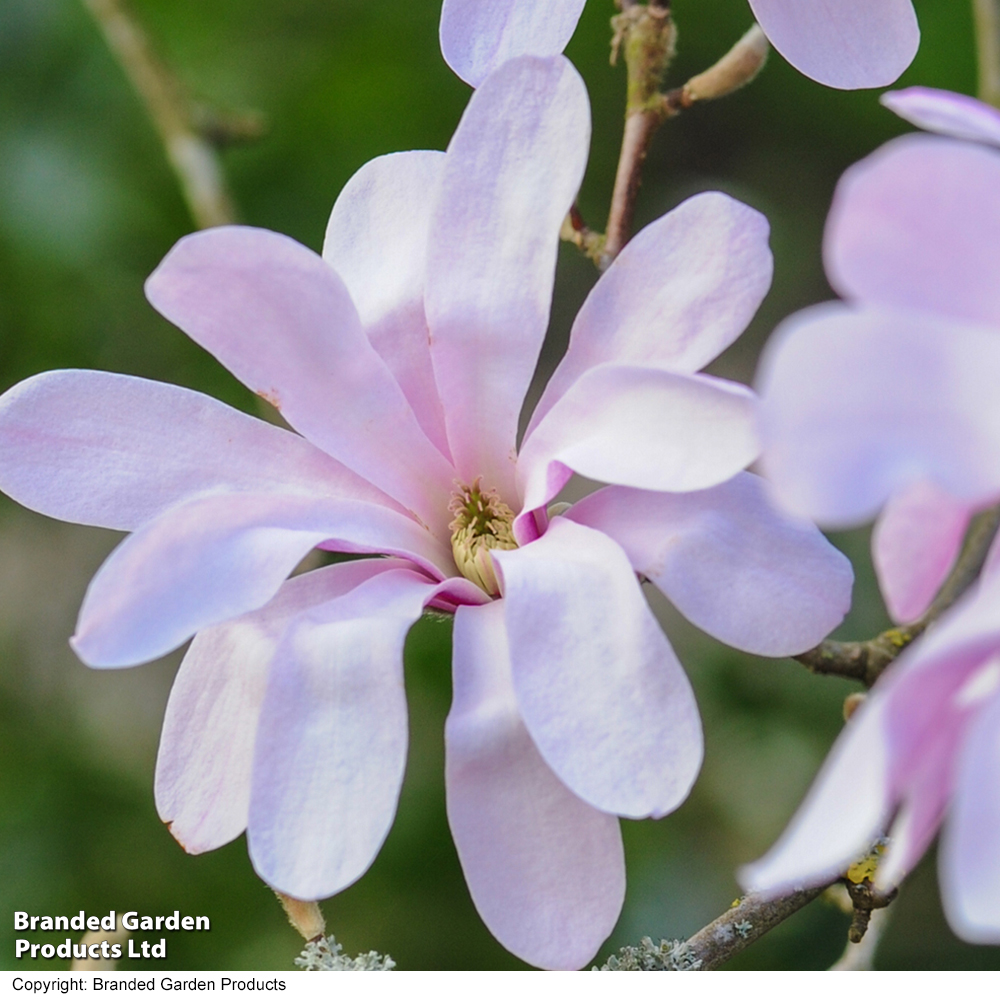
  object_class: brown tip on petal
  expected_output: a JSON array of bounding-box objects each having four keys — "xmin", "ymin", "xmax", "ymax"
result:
[
  {"xmin": 843, "ymin": 692, "xmax": 867, "ymax": 722},
  {"xmin": 256, "ymin": 388, "xmax": 282, "ymax": 409},
  {"xmin": 164, "ymin": 819, "xmax": 191, "ymax": 853}
]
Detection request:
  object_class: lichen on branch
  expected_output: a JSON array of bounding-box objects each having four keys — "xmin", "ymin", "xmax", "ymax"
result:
[{"xmin": 795, "ymin": 505, "xmax": 1000, "ymax": 687}]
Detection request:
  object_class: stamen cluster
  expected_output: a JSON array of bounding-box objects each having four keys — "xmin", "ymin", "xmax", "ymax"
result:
[{"xmin": 448, "ymin": 478, "xmax": 517, "ymax": 596}]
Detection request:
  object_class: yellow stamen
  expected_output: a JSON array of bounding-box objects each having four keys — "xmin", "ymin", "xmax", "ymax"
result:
[{"xmin": 448, "ymin": 479, "xmax": 517, "ymax": 596}]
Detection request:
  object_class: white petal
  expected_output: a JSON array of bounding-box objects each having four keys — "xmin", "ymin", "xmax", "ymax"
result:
[
  {"xmin": 446, "ymin": 601, "xmax": 625, "ymax": 969},
  {"xmin": 747, "ymin": 0, "xmax": 918, "ymax": 90},
  {"xmin": 155, "ymin": 560, "xmax": 409, "ymax": 854},
  {"xmin": 324, "ymin": 151, "xmax": 451, "ymax": 459},
  {"xmin": 530, "ymin": 193, "xmax": 772, "ymax": 432},
  {"xmin": 568, "ymin": 473, "xmax": 853, "ymax": 656},
  {"xmin": 882, "ymin": 88, "xmax": 1000, "ymax": 148},
  {"xmin": 757, "ymin": 303, "xmax": 1000, "ymax": 526},
  {"xmin": 495, "ymin": 518, "xmax": 703, "ymax": 818},
  {"xmin": 427, "ymin": 56, "xmax": 590, "ymax": 500},
  {"xmin": 740, "ymin": 696, "xmax": 891, "ymax": 895},
  {"xmin": 518, "ymin": 365, "xmax": 758, "ymax": 519},
  {"xmin": 439, "ymin": 0, "xmax": 586, "ymax": 87},
  {"xmin": 940, "ymin": 689, "xmax": 1000, "ymax": 943},
  {"xmin": 826, "ymin": 135, "xmax": 1000, "ymax": 330},
  {"xmin": 0, "ymin": 369, "xmax": 398, "ymax": 531},
  {"xmin": 146, "ymin": 226, "xmax": 455, "ymax": 528},
  {"xmin": 73, "ymin": 492, "xmax": 449, "ymax": 667},
  {"xmin": 872, "ymin": 481, "xmax": 972, "ymax": 623},
  {"xmin": 247, "ymin": 568, "xmax": 438, "ymax": 898}
]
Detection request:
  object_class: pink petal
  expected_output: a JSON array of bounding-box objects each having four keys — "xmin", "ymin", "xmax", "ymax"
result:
[
  {"xmin": 247, "ymin": 568, "xmax": 438, "ymax": 899},
  {"xmin": 155, "ymin": 559, "xmax": 409, "ymax": 855},
  {"xmin": 739, "ymin": 696, "xmax": 891, "ymax": 895},
  {"xmin": 747, "ymin": 0, "xmax": 918, "ymax": 90},
  {"xmin": 870, "ymin": 585, "xmax": 1000, "ymax": 889},
  {"xmin": 757, "ymin": 303, "xmax": 1000, "ymax": 526},
  {"xmin": 323, "ymin": 151, "xmax": 451, "ymax": 459},
  {"xmin": 882, "ymin": 87, "xmax": 1000, "ymax": 148},
  {"xmin": 745, "ymin": 572, "xmax": 1000, "ymax": 901},
  {"xmin": 72, "ymin": 492, "xmax": 450, "ymax": 667},
  {"xmin": 940, "ymin": 688, "xmax": 1000, "ymax": 943},
  {"xmin": 439, "ymin": 0, "xmax": 586, "ymax": 87},
  {"xmin": 445, "ymin": 601, "xmax": 625, "ymax": 970},
  {"xmin": 872, "ymin": 481, "xmax": 972, "ymax": 623},
  {"xmin": 426, "ymin": 56, "xmax": 590, "ymax": 501},
  {"xmin": 875, "ymin": 744, "xmax": 952, "ymax": 894},
  {"xmin": 880, "ymin": 614, "xmax": 1000, "ymax": 806},
  {"xmin": 530, "ymin": 193, "xmax": 772, "ymax": 432},
  {"xmin": 568, "ymin": 473, "xmax": 853, "ymax": 657},
  {"xmin": 0, "ymin": 369, "xmax": 399, "ymax": 531},
  {"xmin": 145, "ymin": 226, "xmax": 455, "ymax": 528},
  {"xmin": 826, "ymin": 135, "xmax": 1000, "ymax": 329},
  {"xmin": 518, "ymin": 365, "xmax": 758, "ymax": 521},
  {"xmin": 494, "ymin": 518, "xmax": 703, "ymax": 819}
]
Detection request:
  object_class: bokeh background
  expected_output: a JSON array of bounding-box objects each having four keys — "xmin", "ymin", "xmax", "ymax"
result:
[{"xmin": 1, "ymin": 0, "xmax": 996, "ymax": 971}]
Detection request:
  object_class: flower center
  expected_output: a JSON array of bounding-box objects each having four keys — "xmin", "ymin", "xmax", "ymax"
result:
[{"xmin": 448, "ymin": 478, "xmax": 517, "ymax": 597}]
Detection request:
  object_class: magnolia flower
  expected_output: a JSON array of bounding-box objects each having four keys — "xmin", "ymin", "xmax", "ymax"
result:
[
  {"xmin": 745, "ymin": 109, "xmax": 1000, "ymax": 940},
  {"xmin": 439, "ymin": 0, "xmax": 919, "ymax": 91},
  {"xmin": 0, "ymin": 56, "xmax": 850, "ymax": 969},
  {"xmin": 742, "ymin": 563, "xmax": 1000, "ymax": 943}
]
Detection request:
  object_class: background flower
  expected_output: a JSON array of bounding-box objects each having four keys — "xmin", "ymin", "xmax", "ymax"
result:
[
  {"xmin": 757, "ymin": 133, "xmax": 1000, "ymax": 624},
  {"xmin": 439, "ymin": 0, "xmax": 919, "ymax": 90},
  {"xmin": 747, "ymin": 111, "xmax": 1000, "ymax": 941},
  {"xmin": 742, "ymin": 553, "xmax": 1000, "ymax": 944}
]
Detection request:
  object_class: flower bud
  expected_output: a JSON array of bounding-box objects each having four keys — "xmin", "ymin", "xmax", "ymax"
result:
[
  {"xmin": 275, "ymin": 892, "xmax": 326, "ymax": 941},
  {"xmin": 684, "ymin": 25, "xmax": 769, "ymax": 104}
]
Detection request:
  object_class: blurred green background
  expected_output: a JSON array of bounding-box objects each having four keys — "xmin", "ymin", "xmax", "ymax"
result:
[{"xmin": 1, "ymin": 0, "xmax": 996, "ymax": 971}]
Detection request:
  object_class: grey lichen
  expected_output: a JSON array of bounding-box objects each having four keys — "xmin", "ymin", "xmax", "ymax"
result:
[
  {"xmin": 595, "ymin": 936, "xmax": 702, "ymax": 971},
  {"xmin": 295, "ymin": 935, "xmax": 396, "ymax": 972},
  {"xmin": 734, "ymin": 920, "xmax": 753, "ymax": 939}
]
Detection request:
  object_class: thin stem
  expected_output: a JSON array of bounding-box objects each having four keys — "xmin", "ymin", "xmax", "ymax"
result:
[
  {"xmin": 598, "ymin": 883, "xmax": 836, "ymax": 970},
  {"xmin": 795, "ymin": 505, "xmax": 1000, "ymax": 687},
  {"xmin": 603, "ymin": 109, "xmax": 663, "ymax": 262},
  {"xmin": 973, "ymin": 0, "xmax": 1000, "ymax": 109},
  {"xmin": 686, "ymin": 886, "xmax": 831, "ymax": 969},
  {"xmin": 603, "ymin": 2, "xmax": 676, "ymax": 265},
  {"xmin": 82, "ymin": 0, "xmax": 237, "ymax": 229},
  {"xmin": 599, "ymin": 20, "xmax": 767, "ymax": 267},
  {"xmin": 829, "ymin": 904, "xmax": 891, "ymax": 970}
]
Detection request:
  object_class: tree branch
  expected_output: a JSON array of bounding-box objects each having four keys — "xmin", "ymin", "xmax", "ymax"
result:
[
  {"xmin": 603, "ymin": 1, "xmax": 677, "ymax": 264},
  {"xmin": 598, "ymin": 883, "xmax": 835, "ymax": 970},
  {"xmin": 974, "ymin": 0, "xmax": 1000, "ymax": 109},
  {"xmin": 684, "ymin": 886, "xmax": 831, "ymax": 969},
  {"xmin": 598, "ymin": 18, "xmax": 768, "ymax": 267},
  {"xmin": 795, "ymin": 505, "xmax": 1000, "ymax": 687},
  {"xmin": 829, "ymin": 905, "xmax": 891, "ymax": 970},
  {"xmin": 82, "ymin": 0, "xmax": 239, "ymax": 228}
]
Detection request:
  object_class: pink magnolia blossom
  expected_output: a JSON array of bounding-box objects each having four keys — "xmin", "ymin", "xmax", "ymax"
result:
[
  {"xmin": 0, "ymin": 56, "xmax": 850, "ymax": 968},
  {"xmin": 742, "ymin": 564, "xmax": 1000, "ymax": 943},
  {"xmin": 745, "ymin": 108, "xmax": 1000, "ymax": 941},
  {"xmin": 439, "ymin": 0, "xmax": 919, "ymax": 91}
]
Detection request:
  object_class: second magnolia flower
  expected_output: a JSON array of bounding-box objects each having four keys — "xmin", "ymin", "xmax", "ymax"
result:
[
  {"xmin": 0, "ymin": 56, "xmax": 851, "ymax": 968},
  {"xmin": 439, "ymin": 0, "xmax": 920, "ymax": 90}
]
